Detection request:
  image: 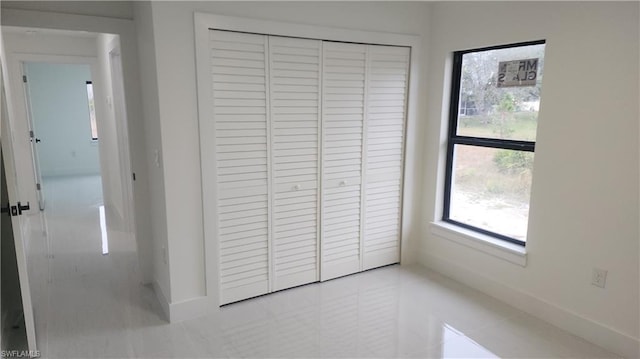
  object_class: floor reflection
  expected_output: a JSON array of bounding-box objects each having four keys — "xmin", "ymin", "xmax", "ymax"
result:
[{"xmin": 98, "ymin": 205, "xmax": 108, "ymax": 255}]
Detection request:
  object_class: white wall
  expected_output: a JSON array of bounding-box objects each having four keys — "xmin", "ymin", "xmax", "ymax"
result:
[
  {"xmin": 24, "ymin": 62, "xmax": 100, "ymax": 177},
  {"xmin": 133, "ymin": 1, "xmax": 171, "ymax": 306},
  {"xmin": 421, "ymin": 2, "xmax": 639, "ymax": 357},
  {"xmin": 138, "ymin": 1, "xmax": 430, "ymax": 313}
]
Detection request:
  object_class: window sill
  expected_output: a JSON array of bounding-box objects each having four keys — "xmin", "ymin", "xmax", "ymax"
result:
[{"xmin": 429, "ymin": 221, "xmax": 527, "ymax": 267}]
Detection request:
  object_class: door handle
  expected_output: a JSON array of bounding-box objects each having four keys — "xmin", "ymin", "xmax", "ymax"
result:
[
  {"xmin": 35, "ymin": 138, "xmax": 41, "ymax": 143},
  {"xmin": 17, "ymin": 202, "xmax": 30, "ymax": 215}
]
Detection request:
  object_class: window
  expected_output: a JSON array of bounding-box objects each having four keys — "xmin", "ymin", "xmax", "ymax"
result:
[
  {"xmin": 443, "ymin": 41, "xmax": 545, "ymax": 245},
  {"xmin": 86, "ymin": 81, "xmax": 98, "ymax": 141}
]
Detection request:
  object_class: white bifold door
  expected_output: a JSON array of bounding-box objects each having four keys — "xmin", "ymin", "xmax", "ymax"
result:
[
  {"xmin": 320, "ymin": 43, "xmax": 410, "ymax": 280},
  {"xmin": 362, "ymin": 45, "xmax": 410, "ymax": 270},
  {"xmin": 320, "ymin": 42, "xmax": 367, "ymax": 281},
  {"xmin": 269, "ymin": 36, "xmax": 322, "ymax": 291},
  {"xmin": 207, "ymin": 30, "xmax": 409, "ymax": 305},
  {"xmin": 210, "ymin": 31, "xmax": 271, "ymax": 305}
]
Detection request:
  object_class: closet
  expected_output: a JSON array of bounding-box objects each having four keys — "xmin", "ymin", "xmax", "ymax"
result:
[{"xmin": 208, "ymin": 30, "xmax": 409, "ymax": 305}]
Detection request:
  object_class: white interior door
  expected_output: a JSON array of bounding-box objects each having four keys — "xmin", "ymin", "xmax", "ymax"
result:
[
  {"xmin": 1, "ymin": 61, "xmax": 37, "ymax": 352},
  {"xmin": 210, "ymin": 30, "xmax": 271, "ymax": 305},
  {"xmin": 269, "ymin": 36, "xmax": 322, "ymax": 291},
  {"xmin": 363, "ymin": 45, "xmax": 410, "ymax": 270},
  {"xmin": 109, "ymin": 49, "xmax": 135, "ymax": 234},
  {"xmin": 320, "ymin": 42, "xmax": 367, "ymax": 281}
]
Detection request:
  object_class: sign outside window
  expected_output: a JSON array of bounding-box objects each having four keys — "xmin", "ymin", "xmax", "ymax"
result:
[{"xmin": 497, "ymin": 58, "xmax": 539, "ymax": 88}]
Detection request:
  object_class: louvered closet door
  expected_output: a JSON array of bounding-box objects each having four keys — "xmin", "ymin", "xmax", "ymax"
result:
[
  {"xmin": 210, "ymin": 30, "xmax": 270, "ymax": 305},
  {"xmin": 320, "ymin": 42, "xmax": 367, "ymax": 281},
  {"xmin": 363, "ymin": 45, "xmax": 410, "ymax": 270},
  {"xmin": 269, "ymin": 36, "xmax": 322, "ymax": 291}
]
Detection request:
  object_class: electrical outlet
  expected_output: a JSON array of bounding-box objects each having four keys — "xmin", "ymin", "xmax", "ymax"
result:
[{"xmin": 591, "ymin": 268, "xmax": 607, "ymax": 288}]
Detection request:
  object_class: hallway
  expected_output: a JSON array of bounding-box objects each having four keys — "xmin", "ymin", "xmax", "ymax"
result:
[{"xmin": 35, "ymin": 175, "xmax": 159, "ymax": 358}]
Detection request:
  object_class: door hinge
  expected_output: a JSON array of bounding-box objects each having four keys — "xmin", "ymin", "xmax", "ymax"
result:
[
  {"xmin": 29, "ymin": 130, "xmax": 34, "ymax": 138},
  {"xmin": 22, "ymin": 75, "xmax": 27, "ymax": 83},
  {"xmin": 36, "ymin": 183, "xmax": 41, "ymax": 190},
  {"xmin": 132, "ymin": 172, "xmax": 136, "ymax": 181}
]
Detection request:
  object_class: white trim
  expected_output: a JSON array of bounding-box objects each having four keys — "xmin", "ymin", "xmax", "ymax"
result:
[
  {"xmin": 419, "ymin": 256, "xmax": 640, "ymax": 359},
  {"xmin": 195, "ymin": 12, "xmax": 421, "ymax": 310},
  {"xmin": 194, "ymin": 13, "xmax": 419, "ymax": 48},
  {"xmin": 107, "ymin": 39, "xmax": 137, "ymax": 237},
  {"xmin": 151, "ymin": 281, "xmax": 171, "ymax": 322},
  {"xmin": 400, "ymin": 37, "xmax": 421, "ymax": 266},
  {"xmin": 194, "ymin": 24, "xmax": 220, "ymax": 307},
  {"xmin": 430, "ymin": 221, "xmax": 527, "ymax": 266}
]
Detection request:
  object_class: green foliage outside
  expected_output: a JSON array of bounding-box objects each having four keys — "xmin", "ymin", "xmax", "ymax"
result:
[
  {"xmin": 494, "ymin": 150, "xmax": 534, "ymax": 174},
  {"xmin": 456, "ymin": 108, "xmax": 537, "ymax": 205}
]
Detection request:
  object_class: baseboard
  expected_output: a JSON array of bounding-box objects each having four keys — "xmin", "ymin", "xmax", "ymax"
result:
[
  {"xmin": 151, "ymin": 281, "xmax": 171, "ymax": 322},
  {"xmin": 420, "ymin": 252, "xmax": 640, "ymax": 358},
  {"xmin": 168, "ymin": 295, "xmax": 217, "ymax": 323},
  {"xmin": 151, "ymin": 281, "xmax": 216, "ymax": 323}
]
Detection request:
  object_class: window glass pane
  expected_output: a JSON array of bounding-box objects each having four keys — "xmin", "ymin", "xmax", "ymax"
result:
[
  {"xmin": 86, "ymin": 82, "xmax": 98, "ymax": 140},
  {"xmin": 449, "ymin": 144, "xmax": 533, "ymax": 241},
  {"xmin": 457, "ymin": 44, "xmax": 545, "ymax": 142}
]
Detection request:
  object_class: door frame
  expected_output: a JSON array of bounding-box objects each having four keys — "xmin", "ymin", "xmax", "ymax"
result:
[
  {"xmin": 195, "ymin": 13, "xmax": 421, "ymax": 309},
  {"xmin": 9, "ymin": 54, "xmax": 101, "ymax": 209},
  {"xmin": 106, "ymin": 37, "xmax": 136, "ymax": 235},
  {"xmin": 1, "ymin": 48, "xmax": 139, "ymax": 349}
]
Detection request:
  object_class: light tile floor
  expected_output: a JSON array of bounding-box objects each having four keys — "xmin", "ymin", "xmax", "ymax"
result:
[{"xmin": 31, "ymin": 175, "xmax": 619, "ymax": 358}]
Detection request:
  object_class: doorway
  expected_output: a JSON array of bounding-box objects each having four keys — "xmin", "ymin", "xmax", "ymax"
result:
[
  {"xmin": 23, "ymin": 62, "xmax": 103, "ymax": 213},
  {"xmin": 1, "ymin": 27, "xmax": 140, "ymax": 354}
]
